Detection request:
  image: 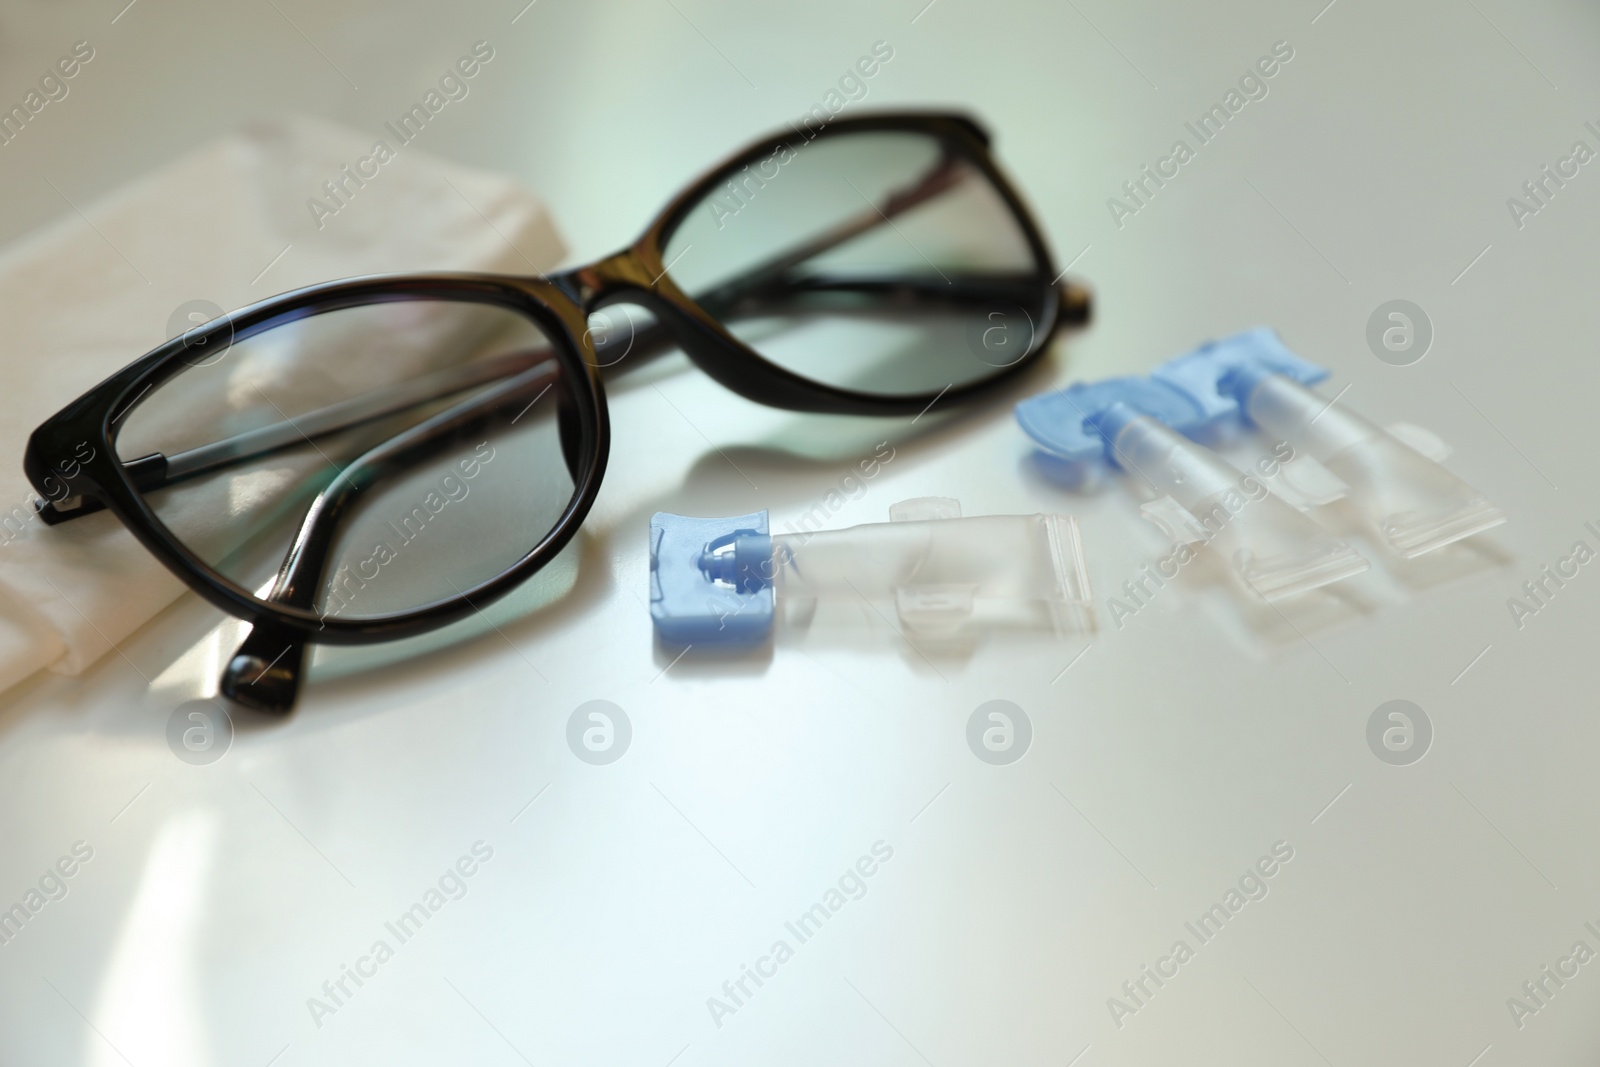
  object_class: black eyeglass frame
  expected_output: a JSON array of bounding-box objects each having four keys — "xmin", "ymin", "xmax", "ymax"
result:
[{"xmin": 24, "ymin": 110, "xmax": 1088, "ymax": 653}]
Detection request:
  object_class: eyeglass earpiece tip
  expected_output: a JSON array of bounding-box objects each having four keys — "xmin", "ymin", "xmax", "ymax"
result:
[
  {"xmin": 219, "ymin": 636, "xmax": 305, "ymax": 715},
  {"xmin": 1057, "ymin": 281, "xmax": 1092, "ymax": 326}
]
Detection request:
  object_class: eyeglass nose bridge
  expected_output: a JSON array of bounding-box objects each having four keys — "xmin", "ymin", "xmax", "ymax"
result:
[
  {"xmin": 543, "ymin": 246, "xmax": 739, "ymax": 386},
  {"xmin": 545, "ymin": 247, "xmax": 672, "ymax": 311}
]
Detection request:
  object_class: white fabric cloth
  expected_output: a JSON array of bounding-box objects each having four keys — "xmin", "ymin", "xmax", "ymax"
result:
[{"xmin": 0, "ymin": 116, "xmax": 567, "ymax": 698}]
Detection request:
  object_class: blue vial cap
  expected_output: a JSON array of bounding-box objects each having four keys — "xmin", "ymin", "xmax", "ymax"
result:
[
  {"xmin": 1015, "ymin": 376, "xmax": 1217, "ymax": 466},
  {"xmin": 649, "ymin": 510, "xmax": 774, "ymax": 645},
  {"xmin": 1151, "ymin": 327, "xmax": 1329, "ymax": 422}
]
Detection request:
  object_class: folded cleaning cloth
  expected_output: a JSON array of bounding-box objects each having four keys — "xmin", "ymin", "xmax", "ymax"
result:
[{"xmin": 0, "ymin": 115, "xmax": 567, "ymax": 699}]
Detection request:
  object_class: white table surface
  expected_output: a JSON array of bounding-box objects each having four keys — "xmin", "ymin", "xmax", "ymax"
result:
[{"xmin": 3, "ymin": 0, "xmax": 1599, "ymax": 1064}]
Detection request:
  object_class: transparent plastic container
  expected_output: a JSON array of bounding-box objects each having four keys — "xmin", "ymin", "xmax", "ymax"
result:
[
  {"xmin": 1109, "ymin": 413, "xmax": 1369, "ymax": 600},
  {"xmin": 767, "ymin": 499, "xmax": 1095, "ymax": 635},
  {"xmin": 663, "ymin": 498, "xmax": 1095, "ymax": 642},
  {"xmin": 1241, "ymin": 373, "xmax": 1506, "ymax": 558}
]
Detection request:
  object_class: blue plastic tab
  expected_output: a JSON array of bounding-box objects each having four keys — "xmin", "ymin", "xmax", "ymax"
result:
[
  {"xmin": 649, "ymin": 510, "xmax": 774, "ymax": 645},
  {"xmin": 1015, "ymin": 376, "xmax": 1217, "ymax": 465},
  {"xmin": 1151, "ymin": 327, "xmax": 1329, "ymax": 422}
]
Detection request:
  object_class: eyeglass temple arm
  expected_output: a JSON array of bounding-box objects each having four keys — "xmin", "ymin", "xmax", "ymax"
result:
[
  {"xmin": 219, "ymin": 362, "xmax": 559, "ymax": 713},
  {"xmin": 686, "ymin": 154, "xmax": 974, "ymax": 308},
  {"xmin": 38, "ymin": 351, "xmax": 550, "ymax": 524},
  {"xmin": 590, "ymin": 272, "xmax": 1085, "ymax": 382}
]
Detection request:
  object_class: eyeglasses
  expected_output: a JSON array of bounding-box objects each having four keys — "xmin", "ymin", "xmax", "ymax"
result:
[{"xmin": 25, "ymin": 111, "xmax": 1090, "ymax": 712}]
